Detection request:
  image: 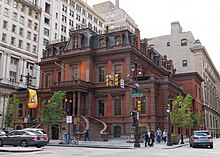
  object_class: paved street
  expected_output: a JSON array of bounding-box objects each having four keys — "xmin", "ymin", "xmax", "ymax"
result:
[{"xmin": 0, "ymin": 138, "xmax": 220, "ymax": 157}]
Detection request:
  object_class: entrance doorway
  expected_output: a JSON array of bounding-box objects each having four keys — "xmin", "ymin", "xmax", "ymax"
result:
[
  {"xmin": 114, "ymin": 126, "xmax": 121, "ymax": 137},
  {"xmin": 51, "ymin": 125, "xmax": 59, "ymax": 139}
]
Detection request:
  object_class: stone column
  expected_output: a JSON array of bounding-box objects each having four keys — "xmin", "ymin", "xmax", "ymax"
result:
[
  {"xmin": 5, "ymin": 52, "xmax": 10, "ymax": 80},
  {"xmin": 72, "ymin": 92, "xmax": 76, "ymax": 116},
  {"xmin": 77, "ymin": 92, "xmax": 81, "ymax": 116}
]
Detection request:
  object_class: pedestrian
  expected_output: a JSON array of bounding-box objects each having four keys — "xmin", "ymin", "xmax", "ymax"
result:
[
  {"xmin": 156, "ymin": 128, "xmax": 162, "ymax": 143},
  {"xmin": 144, "ymin": 129, "xmax": 150, "ymax": 147},
  {"xmin": 149, "ymin": 130, "xmax": 155, "ymax": 147},
  {"xmin": 162, "ymin": 129, "xmax": 168, "ymax": 143},
  {"xmin": 84, "ymin": 129, "xmax": 90, "ymax": 142}
]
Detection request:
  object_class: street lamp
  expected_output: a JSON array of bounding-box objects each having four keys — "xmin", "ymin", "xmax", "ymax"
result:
[
  {"xmin": 65, "ymin": 98, "xmax": 72, "ymax": 144},
  {"xmin": 131, "ymin": 57, "xmax": 141, "ymax": 148},
  {"xmin": 167, "ymin": 96, "xmax": 173, "ymax": 146},
  {"xmin": 20, "ymin": 72, "xmax": 36, "ymax": 128}
]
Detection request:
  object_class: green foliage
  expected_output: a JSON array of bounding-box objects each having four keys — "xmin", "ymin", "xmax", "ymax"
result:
[
  {"xmin": 170, "ymin": 94, "xmax": 193, "ymax": 130},
  {"xmin": 40, "ymin": 91, "xmax": 66, "ymax": 126},
  {"xmin": 5, "ymin": 95, "xmax": 19, "ymax": 127},
  {"xmin": 191, "ymin": 112, "xmax": 204, "ymax": 130}
]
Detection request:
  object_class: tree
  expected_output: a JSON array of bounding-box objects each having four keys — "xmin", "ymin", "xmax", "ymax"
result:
[
  {"xmin": 4, "ymin": 95, "xmax": 19, "ymax": 128},
  {"xmin": 170, "ymin": 94, "xmax": 193, "ymax": 134},
  {"xmin": 40, "ymin": 91, "xmax": 66, "ymax": 127}
]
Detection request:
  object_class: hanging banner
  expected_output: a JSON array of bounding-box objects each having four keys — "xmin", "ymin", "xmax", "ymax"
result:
[{"xmin": 27, "ymin": 88, "xmax": 38, "ymax": 108}]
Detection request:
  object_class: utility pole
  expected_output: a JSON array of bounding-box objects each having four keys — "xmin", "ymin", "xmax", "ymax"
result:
[{"xmin": 20, "ymin": 72, "xmax": 36, "ymax": 128}]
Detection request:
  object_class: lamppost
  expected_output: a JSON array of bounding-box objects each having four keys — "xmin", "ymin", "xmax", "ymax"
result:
[
  {"xmin": 65, "ymin": 98, "xmax": 72, "ymax": 144},
  {"xmin": 131, "ymin": 57, "xmax": 142, "ymax": 148},
  {"xmin": 167, "ymin": 96, "xmax": 173, "ymax": 146},
  {"xmin": 20, "ymin": 72, "xmax": 36, "ymax": 128}
]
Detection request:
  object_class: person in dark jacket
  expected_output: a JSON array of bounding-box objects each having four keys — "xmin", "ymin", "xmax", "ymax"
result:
[
  {"xmin": 84, "ymin": 129, "xmax": 90, "ymax": 142},
  {"xmin": 144, "ymin": 129, "xmax": 150, "ymax": 147},
  {"xmin": 149, "ymin": 130, "xmax": 155, "ymax": 147}
]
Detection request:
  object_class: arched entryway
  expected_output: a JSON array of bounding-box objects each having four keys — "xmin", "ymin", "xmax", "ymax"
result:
[
  {"xmin": 51, "ymin": 125, "xmax": 59, "ymax": 139},
  {"xmin": 114, "ymin": 126, "xmax": 121, "ymax": 137}
]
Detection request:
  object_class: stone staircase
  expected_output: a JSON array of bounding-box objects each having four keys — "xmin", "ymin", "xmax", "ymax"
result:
[{"xmin": 76, "ymin": 116, "xmax": 108, "ymax": 141}]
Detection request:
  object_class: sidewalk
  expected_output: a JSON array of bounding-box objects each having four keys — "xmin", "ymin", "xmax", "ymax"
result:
[
  {"xmin": 0, "ymin": 138, "xmax": 190, "ymax": 152},
  {"xmin": 47, "ymin": 138, "xmax": 189, "ymax": 149}
]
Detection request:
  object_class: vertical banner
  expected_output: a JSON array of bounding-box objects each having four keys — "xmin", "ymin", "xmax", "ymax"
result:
[{"xmin": 27, "ymin": 88, "xmax": 38, "ymax": 108}]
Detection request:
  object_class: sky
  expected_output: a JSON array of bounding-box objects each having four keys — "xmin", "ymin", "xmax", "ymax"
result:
[{"xmin": 84, "ymin": 0, "xmax": 220, "ymax": 71}]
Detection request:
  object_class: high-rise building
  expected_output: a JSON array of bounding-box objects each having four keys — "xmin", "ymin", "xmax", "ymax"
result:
[
  {"xmin": 148, "ymin": 21, "xmax": 220, "ymax": 137},
  {"xmin": 93, "ymin": 0, "xmax": 138, "ymax": 32},
  {"xmin": 0, "ymin": 0, "xmax": 104, "ymax": 129}
]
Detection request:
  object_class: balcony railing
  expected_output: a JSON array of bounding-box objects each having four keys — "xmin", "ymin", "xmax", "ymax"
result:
[{"xmin": 18, "ymin": 0, "xmax": 42, "ymax": 12}]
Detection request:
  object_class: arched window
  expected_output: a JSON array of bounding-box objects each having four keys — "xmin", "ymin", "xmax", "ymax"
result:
[{"xmin": 181, "ymin": 39, "xmax": 187, "ymax": 46}]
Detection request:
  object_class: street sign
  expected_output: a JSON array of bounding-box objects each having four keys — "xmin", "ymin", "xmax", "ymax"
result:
[
  {"xmin": 66, "ymin": 116, "xmax": 72, "ymax": 123},
  {"xmin": 131, "ymin": 92, "xmax": 143, "ymax": 97},
  {"xmin": 120, "ymin": 79, "xmax": 124, "ymax": 88}
]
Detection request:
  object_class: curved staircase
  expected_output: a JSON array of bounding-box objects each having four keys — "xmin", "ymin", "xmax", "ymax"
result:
[{"xmin": 76, "ymin": 116, "xmax": 108, "ymax": 141}]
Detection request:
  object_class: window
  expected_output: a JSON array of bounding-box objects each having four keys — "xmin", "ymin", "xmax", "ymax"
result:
[
  {"xmin": 76, "ymin": 14, "xmax": 80, "ymax": 21},
  {"xmin": 182, "ymin": 60, "xmax": 187, "ymax": 67},
  {"xmin": 55, "ymin": 23, "xmax": 58, "ymax": 29},
  {"xmin": 62, "ymin": 4, "xmax": 67, "ymax": 12},
  {"xmin": 11, "ymin": 57, "xmax": 18, "ymax": 65},
  {"xmin": 76, "ymin": 4, "xmax": 81, "ymax": 12},
  {"xmin": 20, "ymin": 16, "xmax": 25, "ymax": 24},
  {"xmin": 3, "ymin": 20, "xmax": 8, "ymax": 29},
  {"xmin": 62, "ymin": 15, "xmax": 67, "ymax": 23},
  {"xmin": 98, "ymin": 66, "xmax": 105, "ymax": 82},
  {"xmin": 18, "ymin": 40, "xmax": 23, "ymax": 48},
  {"xmin": 57, "ymin": 71, "xmax": 61, "ymax": 82},
  {"xmin": 73, "ymin": 36, "xmax": 78, "ymax": 48},
  {"xmin": 43, "ymin": 38, "xmax": 49, "ymax": 46},
  {"xmin": 114, "ymin": 64, "xmax": 122, "ymax": 78},
  {"xmin": 56, "ymin": 12, "xmax": 58, "ymax": 19},
  {"xmin": 115, "ymin": 35, "xmax": 121, "ymax": 45},
  {"xmin": 45, "ymin": 72, "xmax": 51, "ymax": 88},
  {"xmin": 70, "ymin": 65, "xmax": 79, "ymax": 80},
  {"xmin": 11, "ymin": 37, "xmax": 15, "ymax": 45},
  {"xmin": 2, "ymin": 33, "xmax": 7, "ymax": 42},
  {"xmin": 181, "ymin": 39, "xmax": 187, "ymax": 46},
  {"xmin": 12, "ymin": 12, "xmax": 18, "ymax": 21},
  {"xmin": 28, "ymin": 19, "xmax": 32, "ymax": 28},
  {"xmin": 99, "ymin": 38, "xmax": 105, "ymax": 48},
  {"xmin": 44, "ymin": 28, "xmax": 49, "ymax": 36},
  {"xmin": 98, "ymin": 100, "xmax": 105, "ymax": 116},
  {"xmin": 167, "ymin": 42, "xmax": 170, "ymax": 47},
  {"xmin": 33, "ymin": 23, "xmax": 38, "ymax": 30},
  {"xmin": 27, "ymin": 31, "xmax": 31, "ymax": 39},
  {"xmin": 69, "ymin": 10, "xmax": 74, "ymax": 17},
  {"xmin": 28, "ymin": 8, "xmax": 32, "ymax": 16},
  {"xmin": 35, "ymin": 13, "xmax": 38, "ymax": 19},
  {"xmin": 114, "ymin": 97, "xmax": 122, "ymax": 116},
  {"xmin": 3, "ymin": 8, "xmax": 9, "ymax": 16},
  {"xmin": 18, "ymin": 103, "xmax": 23, "ymax": 117},
  {"xmin": 19, "ymin": 27, "xmax": 24, "ymax": 36},
  {"xmin": 61, "ymin": 25, "xmax": 66, "ymax": 33},
  {"xmin": 10, "ymin": 71, "xmax": 17, "ymax": 82},
  {"xmin": 26, "ymin": 43, "xmax": 30, "ymax": 51},
  {"xmin": 33, "ymin": 45, "xmax": 36, "ymax": 53},
  {"xmin": 45, "ymin": 2, "xmax": 51, "ymax": 14},
  {"xmin": 88, "ymin": 13, "xmax": 92, "ymax": 20},
  {"xmin": 33, "ymin": 34, "xmax": 37, "ymax": 42}
]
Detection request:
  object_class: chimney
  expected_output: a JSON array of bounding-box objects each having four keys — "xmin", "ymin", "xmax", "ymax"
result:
[
  {"xmin": 171, "ymin": 21, "xmax": 182, "ymax": 34},
  {"xmin": 115, "ymin": 0, "xmax": 119, "ymax": 8},
  {"xmin": 135, "ymin": 28, "xmax": 141, "ymax": 50}
]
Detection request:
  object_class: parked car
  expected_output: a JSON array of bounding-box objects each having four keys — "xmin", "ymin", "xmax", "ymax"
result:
[
  {"xmin": 189, "ymin": 130, "xmax": 213, "ymax": 148},
  {"xmin": 0, "ymin": 130, "xmax": 48, "ymax": 148},
  {"xmin": 22, "ymin": 128, "xmax": 50, "ymax": 143},
  {"xmin": 0, "ymin": 130, "xmax": 5, "ymax": 136}
]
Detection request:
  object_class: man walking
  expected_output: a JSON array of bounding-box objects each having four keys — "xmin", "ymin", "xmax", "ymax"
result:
[
  {"xmin": 84, "ymin": 129, "xmax": 90, "ymax": 142},
  {"xmin": 156, "ymin": 128, "xmax": 162, "ymax": 143}
]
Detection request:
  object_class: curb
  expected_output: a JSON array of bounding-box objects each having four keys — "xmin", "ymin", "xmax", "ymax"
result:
[
  {"xmin": 162, "ymin": 143, "xmax": 188, "ymax": 149},
  {"xmin": 48, "ymin": 144, "xmax": 133, "ymax": 149},
  {"xmin": 0, "ymin": 147, "xmax": 43, "ymax": 152}
]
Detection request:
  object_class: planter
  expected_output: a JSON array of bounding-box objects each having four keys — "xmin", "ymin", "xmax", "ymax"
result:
[{"xmin": 171, "ymin": 135, "xmax": 180, "ymax": 145}]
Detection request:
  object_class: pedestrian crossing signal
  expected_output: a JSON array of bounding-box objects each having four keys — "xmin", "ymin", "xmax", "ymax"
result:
[{"xmin": 166, "ymin": 104, "xmax": 170, "ymax": 113}]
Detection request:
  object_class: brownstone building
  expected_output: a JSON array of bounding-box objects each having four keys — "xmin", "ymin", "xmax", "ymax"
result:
[{"xmin": 13, "ymin": 27, "xmax": 203, "ymax": 140}]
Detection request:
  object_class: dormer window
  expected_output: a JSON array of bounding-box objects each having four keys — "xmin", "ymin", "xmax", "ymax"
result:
[
  {"xmin": 181, "ymin": 39, "xmax": 187, "ymax": 46},
  {"xmin": 99, "ymin": 38, "xmax": 105, "ymax": 48},
  {"xmin": 115, "ymin": 35, "xmax": 121, "ymax": 45},
  {"xmin": 73, "ymin": 36, "xmax": 78, "ymax": 48},
  {"xmin": 182, "ymin": 60, "xmax": 187, "ymax": 67}
]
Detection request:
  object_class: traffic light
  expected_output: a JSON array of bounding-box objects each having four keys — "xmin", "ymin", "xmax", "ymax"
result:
[
  {"xmin": 166, "ymin": 104, "xmax": 170, "ymax": 113},
  {"xmin": 114, "ymin": 74, "xmax": 119, "ymax": 86},
  {"xmin": 106, "ymin": 75, "xmax": 109, "ymax": 87},
  {"xmin": 137, "ymin": 100, "xmax": 141, "ymax": 112}
]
